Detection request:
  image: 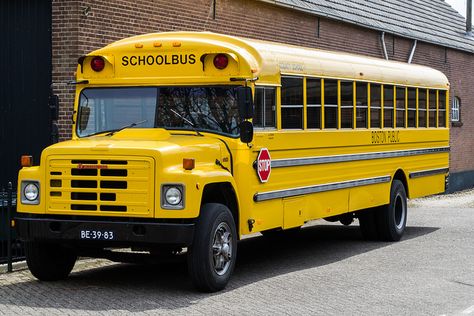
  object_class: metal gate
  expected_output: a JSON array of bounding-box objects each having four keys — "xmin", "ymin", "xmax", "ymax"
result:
[{"xmin": 0, "ymin": 0, "xmax": 53, "ymax": 187}]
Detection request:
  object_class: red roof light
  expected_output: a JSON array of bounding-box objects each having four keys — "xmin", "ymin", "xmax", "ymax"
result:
[
  {"xmin": 91, "ymin": 56, "xmax": 105, "ymax": 72},
  {"xmin": 213, "ymin": 54, "xmax": 228, "ymax": 70}
]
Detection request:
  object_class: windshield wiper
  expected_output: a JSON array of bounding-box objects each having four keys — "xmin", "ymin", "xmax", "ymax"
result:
[
  {"xmin": 100, "ymin": 119, "xmax": 148, "ymax": 136},
  {"xmin": 168, "ymin": 109, "xmax": 203, "ymax": 136}
]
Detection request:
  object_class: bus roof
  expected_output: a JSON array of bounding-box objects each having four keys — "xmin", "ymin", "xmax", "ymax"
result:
[{"xmin": 85, "ymin": 31, "xmax": 449, "ymax": 89}]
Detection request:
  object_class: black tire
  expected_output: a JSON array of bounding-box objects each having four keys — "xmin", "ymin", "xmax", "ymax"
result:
[
  {"xmin": 376, "ymin": 179, "xmax": 408, "ymax": 241},
  {"xmin": 25, "ymin": 241, "xmax": 77, "ymax": 281},
  {"xmin": 358, "ymin": 207, "xmax": 380, "ymax": 240},
  {"xmin": 187, "ymin": 203, "xmax": 237, "ymax": 292}
]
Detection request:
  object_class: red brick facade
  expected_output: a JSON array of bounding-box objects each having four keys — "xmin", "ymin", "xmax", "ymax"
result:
[{"xmin": 52, "ymin": 0, "xmax": 474, "ymax": 178}]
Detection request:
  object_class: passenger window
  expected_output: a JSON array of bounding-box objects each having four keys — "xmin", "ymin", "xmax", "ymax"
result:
[
  {"xmin": 384, "ymin": 85, "xmax": 394, "ymax": 128},
  {"xmin": 418, "ymin": 89, "xmax": 427, "ymax": 128},
  {"xmin": 370, "ymin": 84, "xmax": 382, "ymax": 128},
  {"xmin": 429, "ymin": 90, "xmax": 437, "ymax": 127},
  {"xmin": 396, "ymin": 86, "xmax": 406, "ymax": 128},
  {"xmin": 307, "ymin": 78, "xmax": 322, "ymax": 129},
  {"xmin": 254, "ymin": 87, "xmax": 276, "ymax": 128},
  {"xmin": 281, "ymin": 77, "xmax": 303, "ymax": 129},
  {"xmin": 407, "ymin": 88, "xmax": 416, "ymax": 128},
  {"xmin": 356, "ymin": 82, "xmax": 368, "ymax": 128},
  {"xmin": 341, "ymin": 81, "xmax": 353, "ymax": 128},
  {"xmin": 324, "ymin": 79, "xmax": 338, "ymax": 128},
  {"xmin": 438, "ymin": 90, "xmax": 446, "ymax": 127}
]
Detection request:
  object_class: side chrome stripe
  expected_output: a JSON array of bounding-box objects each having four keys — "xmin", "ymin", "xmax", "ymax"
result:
[
  {"xmin": 409, "ymin": 167, "xmax": 449, "ymax": 179},
  {"xmin": 271, "ymin": 146, "xmax": 450, "ymax": 168},
  {"xmin": 254, "ymin": 175, "xmax": 391, "ymax": 202}
]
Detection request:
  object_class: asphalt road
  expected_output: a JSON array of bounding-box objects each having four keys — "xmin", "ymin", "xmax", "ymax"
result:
[{"xmin": 1, "ymin": 191, "xmax": 473, "ymax": 315}]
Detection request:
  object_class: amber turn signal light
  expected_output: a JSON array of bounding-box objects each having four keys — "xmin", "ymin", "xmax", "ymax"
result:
[
  {"xmin": 21, "ymin": 155, "xmax": 33, "ymax": 167},
  {"xmin": 183, "ymin": 158, "xmax": 195, "ymax": 170}
]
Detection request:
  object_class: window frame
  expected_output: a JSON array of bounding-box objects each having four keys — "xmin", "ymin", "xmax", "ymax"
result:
[
  {"xmin": 451, "ymin": 96, "xmax": 462, "ymax": 127},
  {"xmin": 281, "ymin": 76, "xmax": 304, "ymax": 129}
]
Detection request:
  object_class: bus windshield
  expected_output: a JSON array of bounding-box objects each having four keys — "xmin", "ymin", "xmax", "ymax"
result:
[{"xmin": 77, "ymin": 86, "xmax": 241, "ymax": 137}]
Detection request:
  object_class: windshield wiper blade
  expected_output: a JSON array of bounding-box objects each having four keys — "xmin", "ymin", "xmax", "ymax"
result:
[
  {"xmin": 168, "ymin": 109, "xmax": 203, "ymax": 136},
  {"xmin": 103, "ymin": 119, "xmax": 148, "ymax": 136}
]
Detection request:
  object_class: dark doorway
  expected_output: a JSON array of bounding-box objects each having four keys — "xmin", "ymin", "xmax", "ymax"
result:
[{"xmin": 0, "ymin": 1, "xmax": 52, "ymax": 187}]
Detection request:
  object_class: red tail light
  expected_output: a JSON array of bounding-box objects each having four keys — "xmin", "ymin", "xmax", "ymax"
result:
[
  {"xmin": 91, "ymin": 56, "xmax": 105, "ymax": 72},
  {"xmin": 213, "ymin": 54, "xmax": 228, "ymax": 70}
]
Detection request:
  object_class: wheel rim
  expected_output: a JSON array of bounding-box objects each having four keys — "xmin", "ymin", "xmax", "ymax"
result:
[
  {"xmin": 394, "ymin": 193, "xmax": 406, "ymax": 230},
  {"xmin": 211, "ymin": 222, "xmax": 233, "ymax": 276}
]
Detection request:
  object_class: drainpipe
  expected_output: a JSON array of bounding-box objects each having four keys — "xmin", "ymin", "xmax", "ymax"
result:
[
  {"xmin": 408, "ymin": 40, "xmax": 417, "ymax": 64},
  {"xmin": 467, "ymin": 0, "xmax": 472, "ymax": 36},
  {"xmin": 380, "ymin": 32, "xmax": 388, "ymax": 60}
]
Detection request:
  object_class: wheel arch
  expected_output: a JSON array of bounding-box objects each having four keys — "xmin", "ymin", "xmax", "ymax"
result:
[
  {"xmin": 201, "ymin": 182, "xmax": 239, "ymax": 237},
  {"xmin": 393, "ymin": 169, "xmax": 409, "ymax": 198}
]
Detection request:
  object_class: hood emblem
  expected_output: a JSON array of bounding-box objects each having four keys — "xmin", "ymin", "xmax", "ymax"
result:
[{"xmin": 77, "ymin": 163, "xmax": 108, "ymax": 170}]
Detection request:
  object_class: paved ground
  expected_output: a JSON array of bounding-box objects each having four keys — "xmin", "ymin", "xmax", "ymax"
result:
[{"xmin": 1, "ymin": 190, "xmax": 474, "ymax": 315}]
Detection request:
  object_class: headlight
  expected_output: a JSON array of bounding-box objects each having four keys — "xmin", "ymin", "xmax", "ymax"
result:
[
  {"xmin": 161, "ymin": 184, "xmax": 184, "ymax": 209},
  {"xmin": 21, "ymin": 181, "xmax": 40, "ymax": 204}
]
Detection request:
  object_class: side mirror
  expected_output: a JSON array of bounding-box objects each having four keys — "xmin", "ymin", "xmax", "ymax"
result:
[
  {"xmin": 49, "ymin": 94, "xmax": 59, "ymax": 121},
  {"xmin": 240, "ymin": 120, "xmax": 253, "ymax": 143},
  {"xmin": 78, "ymin": 107, "xmax": 90, "ymax": 132},
  {"xmin": 236, "ymin": 86, "xmax": 254, "ymax": 120}
]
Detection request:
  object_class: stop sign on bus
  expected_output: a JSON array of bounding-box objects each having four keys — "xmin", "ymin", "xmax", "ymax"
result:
[{"xmin": 257, "ymin": 148, "xmax": 271, "ymax": 183}]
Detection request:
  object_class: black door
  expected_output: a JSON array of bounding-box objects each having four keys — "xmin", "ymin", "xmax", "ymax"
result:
[{"xmin": 0, "ymin": 0, "xmax": 52, "ymax": 187}]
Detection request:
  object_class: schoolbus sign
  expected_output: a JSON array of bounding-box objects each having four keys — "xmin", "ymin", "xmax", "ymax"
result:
[{"xmin": 121, "ymin": 54, "xmax": 197, "ymax": 67}]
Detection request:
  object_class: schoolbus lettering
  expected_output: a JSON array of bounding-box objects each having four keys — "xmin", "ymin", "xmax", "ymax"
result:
[
  {"xmin": 371, "ymin": 130, "xmax": 400, "ymax": 144},
  {"xmin": 121, "ymin": 54, "xmax": 197, "ymax": 67},
  {"xmin": 122, "ymin": 56, "xmax": 129, "ymax": 66}
]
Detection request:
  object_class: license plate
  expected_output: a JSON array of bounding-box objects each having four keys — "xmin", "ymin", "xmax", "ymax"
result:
[{"xmin": 80, "ymin": 229, "xmax": 115, "ymax": 240}]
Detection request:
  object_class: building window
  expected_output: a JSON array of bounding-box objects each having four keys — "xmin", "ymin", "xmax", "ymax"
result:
[
  {"xmin": 307, "ymin": 78, "xmax": 322, "ymax": 129},
  {"xmin": 254, "ymin": 87, "xmax": 276, "ymax": 128},
  {"xmin": 452, "ymin": 96, "xmax": 460, "ymax": 123},
  {"xmin": 281, "ymin": 77, "xmax": 303, "ymax": 129}
]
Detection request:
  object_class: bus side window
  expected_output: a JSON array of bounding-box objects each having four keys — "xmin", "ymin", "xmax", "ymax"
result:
[
  {"xmin": 324, "ymin": 79, "xmax": 338, "ymax": 128},
  {"xmin": 396, "ymin": 86, "xmax": 406, "ymax": 128},
  {"xmin": 254, "ymin": 87, "xmax": 276, "ymax": 128},
  {"xmin": 438, "ymin": 90, "xmax": 446, "ymax": 127},
  {"xmin": 418, "ymin": 89, "xmax": 427, "ymax": 128},
  {"xmin": 281, "ymin": 77, "xmax": 303, "ymax": 129},
  {"xmin": 356, "ymin": 82, "xmax": 368, "ymax": 128},
  {"xmin": 384, "ymin": 85, "xmax": 394, "ymax": 128},
  {"xmin": 307, "ymin": 78, "xmax": 321, "ymax": 129},
  {"xmin": 429, "ymin": 90, "xmax": 437, "ymax": 127},
  {"xmin": 407, "ymin": 87, "xmax": 416, "ymax": 128},
  {"xmin": 370, "ymin": 83, "xmax": 382, "ymax": 128},
  {"xmin": 341, "ymin": 81, "xmax": 353, "ymax": 128}
]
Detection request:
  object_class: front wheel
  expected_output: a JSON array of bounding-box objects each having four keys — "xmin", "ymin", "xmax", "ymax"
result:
[
  {"xmin": 25, "ymin": 241, "xmax": 77, "ymax": 281},
  {"xmin": 187, "ymin": 203, "xmax": 237, "ymax": 292}
]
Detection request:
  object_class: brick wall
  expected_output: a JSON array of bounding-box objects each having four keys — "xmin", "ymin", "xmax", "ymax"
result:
[{"xmin": 52, "ymin": 0, "xmax": 474, "ymax": 173}]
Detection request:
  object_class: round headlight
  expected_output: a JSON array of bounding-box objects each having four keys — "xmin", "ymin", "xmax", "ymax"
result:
[
  {"xmin": 165, "ymin": 187, "xmax": 182, "ymax": 205},
  {"xmin": 24, "ymin": 183, "xmax": 39, "ymax": 201}
]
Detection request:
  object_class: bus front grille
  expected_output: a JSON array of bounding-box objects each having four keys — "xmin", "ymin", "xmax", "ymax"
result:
[{"xmin": 46, "ymin": 156, "xmax": 154, "ymax": 217}]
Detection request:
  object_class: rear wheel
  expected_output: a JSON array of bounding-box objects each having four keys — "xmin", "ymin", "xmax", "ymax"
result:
[
  {"xmin": 187, "ymin": 203, "xmax": 237, "ymax": 292},
  {"xmin": 25, "ymin": 241, "xmax": 77, "ymax": 281},
  {"xmin": 358, "ymin": 179, "xmax": 407, "ymax": 241}
]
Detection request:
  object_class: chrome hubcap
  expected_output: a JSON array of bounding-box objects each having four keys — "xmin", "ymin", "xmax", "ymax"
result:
[{"xmin": 212, "ymin": 222, "xmax": 232, "ymax": 276}]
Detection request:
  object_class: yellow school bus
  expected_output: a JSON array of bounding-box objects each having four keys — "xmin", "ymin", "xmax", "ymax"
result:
[{"xmin": 16, "ymin": 32, "xmax": 449, "ymax": 292}]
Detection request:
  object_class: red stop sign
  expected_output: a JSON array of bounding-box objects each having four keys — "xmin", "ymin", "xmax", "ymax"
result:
[{"xmin": 257, "ymin": 148, "xmax": 271, "ymax": 183}]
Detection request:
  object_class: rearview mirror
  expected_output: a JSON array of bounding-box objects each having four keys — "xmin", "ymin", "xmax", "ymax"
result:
[
  {"xmin": 236, "ymin": 86, "xmax": 254, "ymax": 120},
  {"xmin": 240, "ymin": 120, "xmax": 253, "ymax": 143}
]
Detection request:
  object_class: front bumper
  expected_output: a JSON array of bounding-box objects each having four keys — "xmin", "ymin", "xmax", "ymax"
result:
[{"xmin": 15, "ymin": 215, "xmax": 195, "ymax": 246}]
